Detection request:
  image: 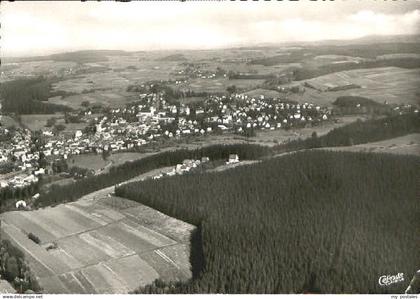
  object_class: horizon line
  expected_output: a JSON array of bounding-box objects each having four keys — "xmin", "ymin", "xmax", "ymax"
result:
[{"xmin": 3, "ymin": 33, "xmax": 419, "ymax": 59}]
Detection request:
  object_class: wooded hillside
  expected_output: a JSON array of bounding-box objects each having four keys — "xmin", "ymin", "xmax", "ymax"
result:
[
  {"xmin": 0, "ymin": 77, "xmax": 72, "ymax": 114},
  {"xmin": 117, "ymin": 151, "xmax": 419, "ymax": 293}
]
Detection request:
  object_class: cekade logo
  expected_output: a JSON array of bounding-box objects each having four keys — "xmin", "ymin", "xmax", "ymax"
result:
[{"xmin": 379, "ymin": 273, "xmax": 404, "ymax": 286}]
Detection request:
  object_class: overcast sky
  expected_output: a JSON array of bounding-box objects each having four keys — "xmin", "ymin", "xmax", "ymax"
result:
[{"xmin": 2, "ymin": 1, "xmax": 419, "ymax": 57}]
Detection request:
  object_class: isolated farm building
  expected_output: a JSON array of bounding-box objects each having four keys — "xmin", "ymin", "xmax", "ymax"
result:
[
  {"xmin": 166, "ymin": 169, "xmax": 176, "ymax": 176},
  {"xmin": 15, "ymin": 200, "xmax": 27, "ymax": 209},
  {"xmin": 227, "ymin": 154, "xmax": 239, "ymax": 164},
  {"xmin": 42, "ymin": 130, "xmax": 54, "ymax": 137},
  {"xmin": 152, "ymin": 173, "xmax": 164, "ymax": 180},
  {"xmin": 34, "ymin": 168, "xmax": 45, "ymax": 176},
  {"xmin": 74, "ymin": 130, "xmax": 83, "ymax": 139}
]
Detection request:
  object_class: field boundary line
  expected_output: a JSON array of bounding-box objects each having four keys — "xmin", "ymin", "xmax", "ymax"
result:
[
  {"xmin": 120, "ymin": 218, "xmax": 178, "ymax": 247},
  {"xmin": 48, "ymin": 218, "xmax": 116, "ymax": 243},
  {"xmin": 52, "ymin": 252, "xmax": 139, "ymax": 275},
  {"xmin": 64, "ymin": 204, "xmax": 109, "ymax": 226},
  {"xmin": 1, "ymin": 222, "xmax": 55, "ymax": 274},
  {"xmin": 101, "ymin": 262, "xmax": 130, "ymax": 293},
  {"xmin": 55, "ymin": 247, "xmax": 84, "ymax": 269},
  {"xmin": 154, "ymin": 249, "xmax": 180, "ymax": 269},
  {"xmin": 122, "ymin": 206, "xmax": 194, "ymax": 244},
  {"xmin": 69, "ymin": 272, "xmax": 89, "ymax": 294},
  {"xmin": 80, "ymin": 268, "xmax": 100, "ymax": 294},
  {"xmin": 19, "ymin": 210, "xmax": 62, "ymax": 240}
]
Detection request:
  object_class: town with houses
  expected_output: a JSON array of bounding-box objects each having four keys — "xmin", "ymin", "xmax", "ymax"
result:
[
  {"xmin": 1, "ymin": 82, "xmax": 417, "ymax": 199},
  {"xmin": 0, "ymin": 86, "xmax": 336, "ymax": 196},
  {"xmin": 1, "ymin": 1, "xmax": 420, "ymax": 295}
]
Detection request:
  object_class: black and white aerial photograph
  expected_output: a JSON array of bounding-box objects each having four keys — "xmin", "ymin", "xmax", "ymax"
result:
[{"xmin": 0, "ymin": 0, "xmax": 419, "ymax": 296}]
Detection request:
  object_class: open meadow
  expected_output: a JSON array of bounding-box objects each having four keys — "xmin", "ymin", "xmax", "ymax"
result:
[
  {"xmin": 289, "ymin": 67, "xmax": 420, "ymax": 106},
  {"xmin": 48, "ymin": 91, "xmax": 135, "ymax": 110},
  {"xmin": 171, "ymin": 77, "xmax": 266, "ymax": 94},
  {"xmin": 1, "ymin": 60, "xmax": 77, "ymax": 82},
  {"xmin": 67, "ymin": 153, "xmax": 109, "ymax": 172},
  {"xmin": 20, "ymin": 114, "xmax": 64, "ymax": 131},
  {"xmin": 19, "ymin": 114, "xmax": 86, "ymax": 135},
  {"xmin": 51, "ymin": 71, "xmax": 131, "ymax": 94},
  {"xmin": 0, "ymin": 115, "xmax": 21, "ymax": 128},
  {"xmin": 67, "ymin": 152, "xmax": 161, "ymax": 173}
]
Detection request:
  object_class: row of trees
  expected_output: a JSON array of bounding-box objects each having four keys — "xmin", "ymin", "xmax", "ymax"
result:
[
  {"xmin": 333, "ymin": 96, "xmax": 384, "ymax": 108},
  {"xmin": 32, "ymin": 144, "xmax": 272, "ymax": 208},
  {"xmin": 308, "ymin": 42, "xmax": 420, "ymax": 59},
  {"xmin": 248, "ymin": 51, "xmax": 307, "ymax": 66},
  {"xmin": 293, "ymin": 57, "xmax": 420, "ymax": 80},
  {"xmin": 251, "ymin": 42, "xmax": 420, "ymax": 68},
  {"xmin": 0, "ymin": 183, "xmax": 39, "ymax": 204},
  {"xmin": 117, "ymin": 150, "xmax": 419, "ymax": 293},
  {"xmin": 277, "ymin": 113, "xmax": 420, "ymax": 152},
  {"xmin": 332, "ymin": 96, "xmax": 391, "ymax": 116}
]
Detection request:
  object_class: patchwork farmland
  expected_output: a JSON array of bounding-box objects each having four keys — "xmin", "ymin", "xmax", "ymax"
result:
[
  {"xmin": 288, "ymin": 67, "xmax": 420, "ymax": 106},
  {"xmin": 0, "ymin": 192, "xmax": 195, "ymax": 293}
]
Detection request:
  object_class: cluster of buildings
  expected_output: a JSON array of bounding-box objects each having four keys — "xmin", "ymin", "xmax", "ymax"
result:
[
  {"xmin": 0, "ymin": 128, "xmax": 35, "ymax": 170},
  {"xmin": 96, "ymin": 92, "xmax": 331, "ymax": 143},
  {"xmin": 202, "ymin": 94, "xmax": 330, "ymax": 133},
  {"xmin": 226, "ymin": 154, "xmax": 240, "ymax": 165},
  {"xmin": 151, "ymin": 154, "xmax": 240, "ymax": 180},
  {"xmin": 392, "ymin": 104, "xmax": 418, "ymax": 115},
  {"xmin": 175, "ymin": 63, "xmax": 226, "ymax": 80},
  {"xmin": 152, "ymin": 157, "xmax": 211, "ymax": 180},
  {"xmin": 0, "ymin": 128, "xmax": 44, "ymax": 190},
  {"xmin": 0, "ymin": 173, "xmax": 39, "ymax": 190}
]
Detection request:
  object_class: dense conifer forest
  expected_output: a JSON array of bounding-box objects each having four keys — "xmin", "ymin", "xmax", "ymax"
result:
[
  {"xmin": 0, "ymin": 78, "xmax": 72, "ymax": 114},
  {"xmin": 116, "ymin": 151, "xmax": 419, "ymax": 294},
  {"xmin": 279, "ymin": 113, "xmax": 419, "ymax": 151},
  {"xmin": 0, "ymin": 183, "xmax": 39, "ymax": 203},
  {"xmin": 31, "ymin": 144, "xmax": 271, "ymax": 208},
  {"xmin": 333, "ymin": 96, "xmax": 384, "ymax": 108}
]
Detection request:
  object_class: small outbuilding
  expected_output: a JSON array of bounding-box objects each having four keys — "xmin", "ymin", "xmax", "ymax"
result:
[
  {"xmin": 15, "ymin": 200, "xmax": 27, "ymax": 209},
  {"xmin": 227, "ymin": 154, "xmax": 239, "ymax": 164}
]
